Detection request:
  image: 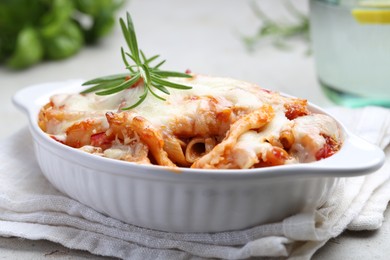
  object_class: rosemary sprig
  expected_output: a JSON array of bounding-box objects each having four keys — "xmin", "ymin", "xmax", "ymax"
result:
[
  {"xmin": 243, "ymin": 0, "xmax": 310, "ymax": 52},
  {"xmin": 81, "ymin": 12, "xmax": 192, "ymax": 110}
]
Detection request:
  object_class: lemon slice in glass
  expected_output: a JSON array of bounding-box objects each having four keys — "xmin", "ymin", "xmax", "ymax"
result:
[{"xmin": 352, "ymin": 1, "xmax": 390, "ymax": 24}]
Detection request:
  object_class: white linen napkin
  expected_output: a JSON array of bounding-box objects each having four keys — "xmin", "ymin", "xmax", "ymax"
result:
[{"xmin": 0, "ymin": 106, "xmax": 389, "ymax": 260}]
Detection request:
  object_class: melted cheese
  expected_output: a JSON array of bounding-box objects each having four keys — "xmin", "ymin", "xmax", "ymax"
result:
[
  {"xmin": 50, "ymin": 75, "xmax": 274, "ymax": 132},
  {"xmin": 290, "ymin": 114, "xmax": 341, "ymax": 162},
  {"xmin": 44, "ymin": 74, "xmax": 342, "ymax": 167}
]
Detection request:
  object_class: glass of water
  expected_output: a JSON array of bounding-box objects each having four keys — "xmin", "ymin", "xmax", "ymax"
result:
[{"xmin": 310, "ymin": 0, "xmax": 390, "ymax": 107}]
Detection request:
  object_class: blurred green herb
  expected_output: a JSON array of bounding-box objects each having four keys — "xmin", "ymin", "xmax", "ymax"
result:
[
  {"xmin": 243, "ymin": 0, "xmax": 310, "ymax": 52},
  {"xmin": 82, "ymin": 12, "xmax": 193, "ymax": 110},
  {"xmin": 0, "ymin": 0, "xmax": 125, "ymax": 70}
]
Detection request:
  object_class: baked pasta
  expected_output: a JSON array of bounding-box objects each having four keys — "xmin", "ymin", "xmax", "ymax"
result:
[{"xmin": 39, "ymin": 74, "xmax": 342, "ymax": 169}]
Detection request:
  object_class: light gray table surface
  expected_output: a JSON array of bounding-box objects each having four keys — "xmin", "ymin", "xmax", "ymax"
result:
[{"xmin": 0, "ymin": 0, "xmax": 389, "ymax": 259}]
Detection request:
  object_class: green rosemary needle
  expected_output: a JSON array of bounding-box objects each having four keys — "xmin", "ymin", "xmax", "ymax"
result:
[
  {"xmin": 243, "ymin": 1, "xmax": 310, "ymax": 52},
  {"xmin": 81, "ymin": 12, "xmax": 192, "ymax": 110}
]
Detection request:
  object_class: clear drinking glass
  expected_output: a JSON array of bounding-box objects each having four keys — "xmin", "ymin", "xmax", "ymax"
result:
[{"xmin": 309, "ymin": 0, "xmax": 390, "ymax": 107}]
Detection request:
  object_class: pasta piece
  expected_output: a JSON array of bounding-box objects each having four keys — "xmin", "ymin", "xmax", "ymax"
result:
[
  {"xmin": 255, "ymin": 146, "xmax": 290, "ymax": 167},
  {"xmin": 170, "ymin": 96, "xmax": 233, "ymax": 138},
  {"xmin": 65, "ymin": 119, "xmax": 107, "ymax": 148},
  {"xmin": 103, "ymin": 141, "xmax": 151, "ymax": 164},
  {"xmin": 191, "ymin": 104, "xmax": 275, "ymax": 169},
  {"xmin": 39, "ymin": 101, "xmax": 107, "ymax": 136},
  {"xmin": 163, "ymin": 134, "xmax": 190, "ymax": 167},
  {"xmin": 279, "ymin": 128, "xmax": 295, "ymax": 150},
  {"xmin": 289, "ymin": 114, "xmax": 341, "ymax": 162},
  {"xmin": 105, "ymin": 112, "xmax": 176, "ymax": 167},
  {"xmin": 185, "ymin": 137, "xmax": 216, "ymax": 163},
  {"xmin": 284, "ymin": 98, "xmax": 310, "ymax": 120}
]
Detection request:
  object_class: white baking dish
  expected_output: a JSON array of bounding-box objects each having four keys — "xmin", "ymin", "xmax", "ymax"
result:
[{"xmin": 13, "ymin": 80, "xmax": 385, "ymax": 233}]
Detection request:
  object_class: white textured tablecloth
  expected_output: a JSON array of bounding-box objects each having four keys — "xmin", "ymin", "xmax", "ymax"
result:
[{"xmin": 0, "ymin": 106, "xmax": 389, "ymax": 260}]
